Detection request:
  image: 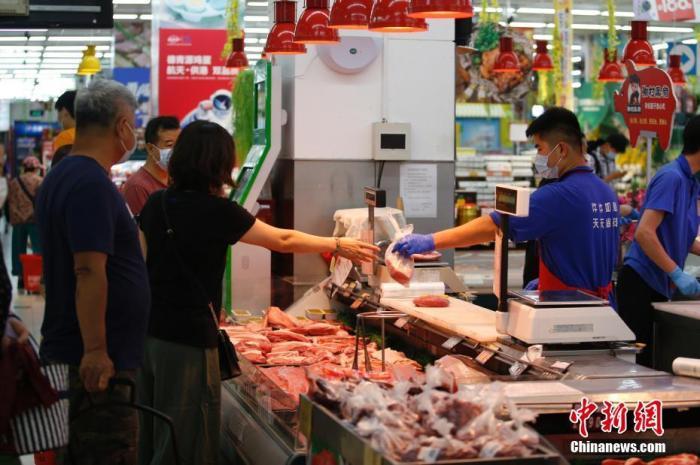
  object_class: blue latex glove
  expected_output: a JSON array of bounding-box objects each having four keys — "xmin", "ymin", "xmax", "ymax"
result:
[
  {"xmin": 524, "ymin": 278, "xmax": 539, "ymax": 291},
  {"xmin": 392, "ymin": 234, "xmax": 435, "ymax": 258},
  {"xmin": 620, "ymin": 209, "xmax": 641, "ymax": 226},
  {"xmin": 668, "ymin": 266, "xmax": 700, "ymax": 296}
]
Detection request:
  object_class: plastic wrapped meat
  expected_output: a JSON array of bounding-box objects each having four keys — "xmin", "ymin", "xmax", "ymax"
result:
[
  {"xmin": 413, "ymin": 295, "xmax": 450, "ymax": 308},
  {"xmin": 262, "ymin": 366, "xmax": 310, "ymax": 403},
  {"xmin": 385, "ymin": 246, "xmax": 414, "ymax": 286}
]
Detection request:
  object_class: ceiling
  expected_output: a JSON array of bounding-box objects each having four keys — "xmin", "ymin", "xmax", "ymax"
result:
[{"xmin": 0, "ymin": 0, "xmax": 697, "ymax": 101}]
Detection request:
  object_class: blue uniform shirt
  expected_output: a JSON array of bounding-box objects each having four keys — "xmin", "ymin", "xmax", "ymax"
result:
[
  {"xmin": 490, "ymin": 166, "xmax": 620, "ymax": 291},
  {"xmin": 624, "ymin": 155, "xmax": 700, "ymax": 299},
  {"xmin": 36, "ymin": 156, "xmax": 151, "ymax": 370}
]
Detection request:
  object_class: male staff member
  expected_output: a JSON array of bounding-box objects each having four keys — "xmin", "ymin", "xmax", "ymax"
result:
[
  {"xmin": 54, "ymin": 90, "xmax": 76, "ymax": 151},
  {"xmin": 617, "ymin": 115, "xmax": 700, "ymax": 367},
  {"xmin": 394, "ymin": 107, "xmax": 620, "ymax": 298}
]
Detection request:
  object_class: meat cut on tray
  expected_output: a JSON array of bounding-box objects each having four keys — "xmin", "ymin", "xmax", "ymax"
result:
[{"xmin": 413, "ymin": 295, "xmax": 450, "ymax": 308}]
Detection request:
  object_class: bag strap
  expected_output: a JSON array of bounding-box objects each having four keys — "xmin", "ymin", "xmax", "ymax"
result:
[
  {"xmin": 160, "ymin": 190, "xmax": 220, "ymax": 329},
  {"xmin": 16, "ymin": 176, "xmax": 35, "ymax": 206}
]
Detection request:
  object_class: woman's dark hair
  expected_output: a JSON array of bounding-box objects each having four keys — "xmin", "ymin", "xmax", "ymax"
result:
[
  {"xmin": 169, "ymin": 120, "xmax": 235, "ymax": 193},
  {"xmin": 52, "ymin": 144, "xmax": 72, "ymax": 167}
]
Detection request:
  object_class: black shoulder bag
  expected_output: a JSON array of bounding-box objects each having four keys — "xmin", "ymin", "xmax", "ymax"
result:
[{"xmin": 160, "ymin": 190, "xmax": 241, "ymax": 380}]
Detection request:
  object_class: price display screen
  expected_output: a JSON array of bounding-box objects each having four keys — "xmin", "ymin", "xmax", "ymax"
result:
[{"xmin": 495, "ymin": 186, "xmax": 519, "ymax": 215}]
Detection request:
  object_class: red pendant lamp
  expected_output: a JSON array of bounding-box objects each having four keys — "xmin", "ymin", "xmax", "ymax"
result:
[
  {"xmin": 407, "ymin": 0, "xmax": 474, "ymax": 19},
  {"xmin": 369, "ymin": 0, "xmax": 428, "ymax": 32},
  {"xmin": 265, "ymin": 1, "xmax": 307, "ymax": 54},
  {"xmin": 532, "ymin": 40, "xmax": 553, "ymax": 71},
  {"xmin": 622, "ymin": 20, "xmax": 656, "ymax": 68},
  {"xmin": 294, "ymin": 0, "xmax": 340, "ymax": 44},
  {"xmin": 225, "ymin": 37, "xmax": 248, "ymax": 69},
  {"xmin": 493, "ymin": 36, "xmax": 519, "ymax": 73},
  {"xmin": 329, "ymin": 0, "xmax": 373, "ymax": 29},
  {"xmin": 597, "ymin": 48, "xmax": 624, "ymax": 83},
  {"xmin": 668, "ymin": 54, "xmax": 687, "ymax": 85}
]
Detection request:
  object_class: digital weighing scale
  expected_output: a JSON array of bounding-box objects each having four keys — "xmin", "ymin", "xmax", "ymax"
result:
[{"xmin": 494, "ymin": 185, "xmax": 635, "ymax": 346}]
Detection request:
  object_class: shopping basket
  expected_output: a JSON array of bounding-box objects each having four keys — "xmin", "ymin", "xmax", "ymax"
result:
[
  {"xmin": 19, "ymin": 254, "xmax": 42, "ymax": 293},
  {"xmin": 68, "ymin": 378, "xmax": 181, "ymax": 465}
]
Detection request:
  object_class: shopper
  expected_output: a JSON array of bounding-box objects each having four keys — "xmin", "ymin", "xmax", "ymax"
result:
[
  {"xmin": 8, "ymin": 156, "xmax": 43, "ymax": 290},
  {"xmin": 122, "ymin": 116, "xmax": 180, "ymax": 216},
  {"xmin": 53, "ymin": 90, "xmax": 77, "ymax": 151},
  {"xmin": 599, "ymin": 133, "xmax": 630, "ymax": 184},
  {"xmin": 394, "ymin": 107, "xmax": 619, "ymax": 299},
  {"xmin": 35, "ymin": 79, "xmax": 150, "ymax": 465},
  {"xmin": 617, "ymin": 115, "xmax": 700, "ymax": 368},
  {"xmin": 137, "ymin": 121, "xmax": 377, "ymax": 465}
]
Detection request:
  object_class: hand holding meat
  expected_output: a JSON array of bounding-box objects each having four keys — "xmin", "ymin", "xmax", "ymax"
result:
[
  {"xmin": 392, "ymin": 234, "xmax": 435, "ymax": 258},
  {"xmin": 336, "ymin": 237, "xmax": 379, "ymax": 264}
]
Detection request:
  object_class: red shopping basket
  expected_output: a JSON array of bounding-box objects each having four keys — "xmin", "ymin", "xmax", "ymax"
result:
[{"xmin": 20, "ymin": 254, "xmax": 43, "ymax": 293}]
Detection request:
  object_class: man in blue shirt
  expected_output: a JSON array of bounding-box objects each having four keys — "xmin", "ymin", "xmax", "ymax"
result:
[
  {"xmin": 36, "ymin": 80, "xmax": 150, "ymax": 464},
  {"xmin": 617, "ymin": 115, "xmax": 700, "ymax": 367},
  {"xmin": 394, "ymin": 107, "xmax": 620, "ymax": 299}
]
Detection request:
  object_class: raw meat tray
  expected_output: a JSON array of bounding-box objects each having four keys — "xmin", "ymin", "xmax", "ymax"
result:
[{"xmin": 300, "ymin": 395, "xmax": 568, "ymax": 465}]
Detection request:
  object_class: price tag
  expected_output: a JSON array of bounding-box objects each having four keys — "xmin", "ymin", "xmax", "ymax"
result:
[
  {"xmin": 551, "ymin": 360, "xmax": 572, "ymax": 371},
  {"xmin": 509, "ymin": 361, "xmax": 527, "ymax": 377},
  {"xmin": 331, "ymin": 257, "xmax": 353, "ymax": 287},
  {"xmin": 298, "ymin": 396, "xmax": 312, "ymax": 439},
  {"xmin": 350, "ymin": 298, "xmax": 364, "ymax": 310},
  {"xmin": 475, "ymin": 349, "xmax": 494, "ymax": 365},
  {"xmin": 394, "ymin": 317, "xmax": 409, "ymax": 329},
  {"xmin": 418, "ymin": 447, "xmax": 441, "ymax": 462},
  {"xmin": 441, "ymin": 336, "xmax": 463, "ymax": 350}
]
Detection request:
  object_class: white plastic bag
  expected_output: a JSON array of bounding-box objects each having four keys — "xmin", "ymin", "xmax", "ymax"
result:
[{"xmin": 385, "ymin": 225, "xmax": 415, "ymax": 287}]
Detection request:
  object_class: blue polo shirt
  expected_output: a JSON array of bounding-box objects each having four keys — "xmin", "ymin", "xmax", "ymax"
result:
[
  {"xmin": 624, "ymin": 155, "xmax": 700, "ymax": 299},
  {"xmin": 491, "ymin": 166, "xmax": 620, "ymax": 291}
]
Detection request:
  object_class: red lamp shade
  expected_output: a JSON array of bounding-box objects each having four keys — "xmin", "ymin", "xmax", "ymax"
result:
[
  {"xmin": 668, "ymin": 54, "xmax": 686, "ymax": 85},
  {"xmin": 369, "ymin": 0, "xmax": 428, "ymax": 32},
  {"xmin": 265, "ymin": 1, "xmax": 307, "ymax": 54},
  {"xmin": 407, "ymin": 0, "xmax": 474, "ymax": 19},
  {"xmin": 597, "ymin": 48, "xmax": 624, "ymax": 83},
  {"xmin": 329, "ymin": 0, "xmax": 372, "ymax": 29},
  {"xmin": 622, "ymin": 20, "xmax": 656, "ymax": 68},
  {"xmin": 532, "ymin": 40, "xmax": 553, "ymax": 71},
  {"xmin": 294, "ymin": 0, "xmax": 339, "ymax": 44},
  {"xmin": 225, "ymin": 37, "xmax": 248, "ymax": 69},
  {"xmin": 493, "ymin": 36, "xmax": 519, "ymax": 73}
]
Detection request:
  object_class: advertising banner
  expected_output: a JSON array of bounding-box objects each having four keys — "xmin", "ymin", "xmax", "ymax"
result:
[
  {"xmin": 158, "ymin": 28, "xmax": 236, "ymax": 130},
  {"xmin": 634, "ymin": 0, "xmax": 697, "ymax": 21},
  {"xmin": 114, "ymin": 67, "xmax": 151, "ymax": 128}
]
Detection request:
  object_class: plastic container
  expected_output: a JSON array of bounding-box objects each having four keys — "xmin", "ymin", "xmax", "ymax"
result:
[
  {"xmin": 20, "ymin": 254, "xmax": 42, "ymax": 293},
  {"xmin": 672, "ymin": 357, "xmax": 700, "ymax": 378}
]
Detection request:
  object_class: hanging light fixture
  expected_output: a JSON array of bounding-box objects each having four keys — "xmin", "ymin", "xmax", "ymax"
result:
[
  {"xmin": 668, "ymin": 54, "xmax": 687, "ymax": 85},
  {"xmin": 329, "ymin": 0, "xmax": 373, "ymax": 29},
  {"xmin": 265, "ymin": 1, "xmax": 307, "ymax": 54},
  {"xmin": 76, "ymin": 45, "xmax": 101, "ymax": 76},
  {"xmin": 597, "ymin": 48, "xmax": 624, "ymax": 83},
  {"xmin": 622, "ymin": 20, "xmax": 656, "ymax": 68},
  {"xmin": 225, "ymin": 37, "xmax": 249, "ymax": 69},
  {"xmin": 493, "ymin": 36, "xmax": 519, "ymax": 73},
  {"xmin": 369, "ymin": 0, "xmax": 427, "ymax": 32},
  {"xmin": 294, "ymin": 0, "xmax": 340, "ymax": 44},
  {"xmin": 407, "ymin": 0, "xmax": 474, "ymax": 19},
  {"xmin": 532, "ymin": 40, "xmax": 553, "ymax": 71}
]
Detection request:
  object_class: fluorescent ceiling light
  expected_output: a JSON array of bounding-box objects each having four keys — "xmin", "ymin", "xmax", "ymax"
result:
[
  {"xmin": 572, "ymin": 82, "xmax": 582, "ymax": 89},
  {"xmin": 244, "ymin": 27, "xmax": 270, "ymax": 33},
  {"xmin": 42, "ymin": 59, "xmax": 82, "ymax": 64},
  {"xmin": 0, "ymin": 46, "xmax": 43, "ymax": 51},
  {"xmin": 244, "ymin": 15, "xmax": 269, "ymax": 21},
  {"xmin": 114, "ymin": 14, "xmax": 138, "ymax": 19},
  {"xmin": 509, "ymin": 22, "xmax": 547, "ymax": 28},
  {"xmin": 547, "ymin": 44, "xmax": 582, "ymax": 51},
  {"xmin": 0, "ymin": 58, "xmax": 40, "ymax": 63},
  {"xmin": 0, "ymin": 53, "xmax": 42, "ymax": 58},
  {"xmin": 474, "ymin": 7, "xmax": 513, "ymax": 13},
  {"xmin": 247, "ymin": 53, "xmax": 262, "ymax": 59},
  {"xmin": 244, "ymin": 38, "xmax": 259, "ymax": 44},
  {"xmin": 244, "ymin": 46, "xmax": 264, "ymax": 52},
  {"xmin": 46, "ymin": 45, "xmax": 110, "ymax": 51},
  {"xmin": 601, "ymin": 11, "xmax": 634, "ymax": 17},
  {"xmin": 43, "ymin": 52, "xmax": 84, "ymax": 58},
  {"xmin": 648, "ymin": 26, "xmax": 693, "ymax": 33},
  {"xmin": 682, "ymin": 39, "xmax": 698, "ymax": 45},
  {"xmin": 517, "ymin": 7, "xmax": 554, "ymax": 14},
  {"xmin": 570, "ymin": 24, "xmax": 608, "ymax": 30},
  {"xmin": 48, "ymin": 36, "xmax": 113, "ymax": 42},
  {"xmin": 0, "ymin": 36, "xmax": 46, "ymax": 41},
  {"xmin": 572, "ymin": 56, "xmax": 582, "ymax": 63},
  {"xmin": 656, "ymin": 59, "xmax": 665, "ymax": 65},
  {"xmin": 533, "ymin": 34, "xmax": 552, "ymax": 41},
  {"xmin": 653, "ymin": 43, "xmax": 668, "ymax": 51},
  {"xmin": 41, "ymin": 64, "xmax": 80, "ymax": 69},
  {"xmin": 140, "ymin": 14, "xmax": 153, "ymax": 20},
  {"xmin": 572, "ymin": 9, "xmax": 600, "ymax": 16},
  {"xmin": 572, "ymin": 69, "xmax": 582, "ymax": 76},
  {"xmin": 1, "ymin": 28, "xmax": 48, "ymax": 32},
  {"xmin": 113, "ymin": 0, "xmax": 150, "ymax": 3},
  {"xmin": 247, "ymin": 1, "xmax": 269, "ymax": 5}
]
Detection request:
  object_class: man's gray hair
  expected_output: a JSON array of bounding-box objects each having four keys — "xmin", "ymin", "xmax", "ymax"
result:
[{"xmin": 75, "ymin": 79, "xmax": 137, "ymax": 131}]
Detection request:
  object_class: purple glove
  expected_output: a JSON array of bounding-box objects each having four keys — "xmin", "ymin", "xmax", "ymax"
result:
[{"xmin": 392, "ymin": 234, "xmax": 435, "ymax": 258}]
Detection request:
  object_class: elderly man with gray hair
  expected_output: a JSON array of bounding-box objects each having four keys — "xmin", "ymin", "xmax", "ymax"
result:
[{"xmin": 35, "ymin": 79, "xmax": 150, "ymax": 464}]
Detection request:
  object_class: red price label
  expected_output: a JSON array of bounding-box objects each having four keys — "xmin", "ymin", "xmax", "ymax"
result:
[{"xmin": 656, "ymin": 0, "xmax": 696, "ymax": 21}]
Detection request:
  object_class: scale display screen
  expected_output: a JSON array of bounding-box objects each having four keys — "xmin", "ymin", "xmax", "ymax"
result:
[
  {"xmin": 495, "ymin": 186, "xmax": 518, "ymax": 214},
  {"xmin": 510, "ymin": 290, "xmax": 608, "ymax": 307}
]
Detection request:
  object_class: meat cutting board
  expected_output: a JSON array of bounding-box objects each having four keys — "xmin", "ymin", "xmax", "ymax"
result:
[{"xmin": 380, "ymin": 297, "xmax": 499, "ymax": 342}]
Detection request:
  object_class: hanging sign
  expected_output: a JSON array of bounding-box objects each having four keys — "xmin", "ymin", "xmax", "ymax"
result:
[
  {"xmin": 656, "ymin": 0, "xmax": 696, "ymax": 21},
  {"xmin": 668, "ymin": 42, "xmax": 698, "ymax": 76},
  {"xmin": 613, "ymin": 60, "xmax": 677, "ymax": 150}
]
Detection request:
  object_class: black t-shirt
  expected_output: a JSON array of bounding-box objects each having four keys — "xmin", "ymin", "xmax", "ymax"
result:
[
  {"xmin": 36, "ymin": 156, "xmax": 151, "ymax": 370},
  {"xmin": 139, "ymin": 189, "xmax": 256, "ymax": 348}
]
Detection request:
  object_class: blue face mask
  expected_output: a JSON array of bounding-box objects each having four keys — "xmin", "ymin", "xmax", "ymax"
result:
[
  {"xmin": 157, "ymin": 148, "xmax": 172, "ymax": 170},
  {"xmin": 534, "ymin": 143, "xmax": 563, "ymax": 179}
]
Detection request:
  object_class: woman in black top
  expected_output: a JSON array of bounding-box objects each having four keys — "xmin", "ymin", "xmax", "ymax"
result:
[{"xmin": 137, "ymin": 121, "xmax": 377, "ymax": 465}]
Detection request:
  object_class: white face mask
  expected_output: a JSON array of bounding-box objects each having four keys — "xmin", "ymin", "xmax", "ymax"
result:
[
  {"xmin": 118, "ymin": 123, "xmax": 137, "ymax": 164},
  {"xmin": 157, "ymin": 147, "xmax": 172, "ymax": 170},
  {"xmin": 534, "ymin": 143, "xmax": 563, "ymax": 179}
]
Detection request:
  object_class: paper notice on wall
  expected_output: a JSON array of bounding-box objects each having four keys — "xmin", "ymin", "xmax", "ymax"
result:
[{"xmin": 400, "ymin": 164, "xmax": 437, "ymax": 218}]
